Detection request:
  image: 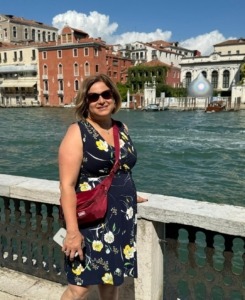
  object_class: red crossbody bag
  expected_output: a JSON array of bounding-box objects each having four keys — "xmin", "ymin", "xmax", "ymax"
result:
[{"xmin": 60, "ymin": 121, "xmax": 120, "ymax": 225}]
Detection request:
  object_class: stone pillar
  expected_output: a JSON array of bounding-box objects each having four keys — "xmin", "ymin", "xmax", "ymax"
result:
[{"xmin": 134, "ymin": 219, "xmax": 164, "ymax": 300}]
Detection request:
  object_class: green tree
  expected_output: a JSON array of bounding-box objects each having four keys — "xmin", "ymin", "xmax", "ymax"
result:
[
  {"xmin": 127, "ymin": 65, "xmax": 168, "ymax": 92},
  {"xmin": 240, "ymin": 63, "xmax": 245, "ymax": 83},
  {"xmin": 116, "ymin": 82, "xmax": 131, "ymax": 102}
]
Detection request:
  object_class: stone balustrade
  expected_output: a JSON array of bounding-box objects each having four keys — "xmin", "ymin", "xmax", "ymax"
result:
[{"xmin": 1, "ymin": 174, "xmax": 245, "ymax": 300}]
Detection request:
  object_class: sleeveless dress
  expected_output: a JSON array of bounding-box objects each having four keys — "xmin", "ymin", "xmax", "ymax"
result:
[{"xmin": 64, "ymin": 119, "xmax": 138, "ymax": 287}]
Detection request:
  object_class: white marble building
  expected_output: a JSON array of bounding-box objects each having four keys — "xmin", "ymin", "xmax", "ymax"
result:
[{"xmin": 180, "ymin": 38, "xmax": 245, "ymax": 93}]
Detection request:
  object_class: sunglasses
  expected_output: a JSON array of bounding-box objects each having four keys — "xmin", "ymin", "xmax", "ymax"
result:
[{"xmin": 87, "ymin": 90, "xmax": 113, "ymax": 102}]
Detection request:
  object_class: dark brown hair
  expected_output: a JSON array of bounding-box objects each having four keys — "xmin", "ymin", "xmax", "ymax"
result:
[{"xmin": 75, "ymin": 74, "xmax": 122, "ymax": 120}]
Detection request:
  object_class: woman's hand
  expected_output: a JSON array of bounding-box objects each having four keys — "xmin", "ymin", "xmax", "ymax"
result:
[
  {"xmin": 62, "ymin": 229, "xmax": 85, "ymax": 261},
  {"xmin": 137, "ymin": 195, "xmax": 148, "ymax": 203}
]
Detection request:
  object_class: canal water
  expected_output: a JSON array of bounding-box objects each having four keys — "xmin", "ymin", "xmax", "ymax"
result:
[{"xmin": 1, "ymin": 107, "xmax": 245, "ymax": 207}]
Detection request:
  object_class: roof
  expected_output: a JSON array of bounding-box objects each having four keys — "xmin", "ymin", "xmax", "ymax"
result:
[
  {"xmin": 142, "ymin": 59, "xmax": 180, "ymax": 70},
  {"xmin": 0, "ymin": 14, "xmax": 57, "ymax": 31},
  {"xmin": 214, "ymin": 38, "xmax": 245, "ymax": 47}
]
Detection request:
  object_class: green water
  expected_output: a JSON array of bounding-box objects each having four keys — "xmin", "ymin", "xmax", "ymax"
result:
[{"xmin": 1, "ymin": 107, "xmax": 245, "ymax": 206}]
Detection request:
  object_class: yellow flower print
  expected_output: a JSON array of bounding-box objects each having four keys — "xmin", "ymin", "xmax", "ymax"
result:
[
  {"xmin": 92, "ymin": 240, "xmax": 103, "ymax": 252},
  {"xmin": 123, "ymin": 245, "xmax": 136, "ymax": 259},
  {"xmin": 121, "ymin": 132, "xmax": 128, "ymax": 141},
  {"xmin": 102, "ymin": 272, "xmax": 114, "ymax": 285},
  {"xmin": 123, "ymin": 164, "xmax": 130, "ymax": 170},
  {"xmin": 96, "ymin": 140, "xmax": 109, "ymax": 152},
  {"xmin": 79, "ymin": 182, "xmax": 92, "ymax": 191},
  {"xmin": 72, "ymin": 263, "xmax": 84, "ymax": 276}
]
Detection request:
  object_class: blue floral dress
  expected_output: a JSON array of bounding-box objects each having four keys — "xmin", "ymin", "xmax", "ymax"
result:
[{"xmin": 64, "ymin": 119, "xmax": 138, "ymax": 287}]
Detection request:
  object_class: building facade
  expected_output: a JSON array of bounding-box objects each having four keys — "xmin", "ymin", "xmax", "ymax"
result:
[
  {"xmin": 0, "ymin": 44, "xmax": 39, "ymax": 107},
  {"xmin": 38, "ymin": 26, "xmax": 133, "ymax": 106},
  {"xmin": 0, "ymin": 14, "xmax": 57, "ymax": 44},
  {"xmin": 180, "ymin": 38, "xmax": 245, "ymax": 94},
  {"xmin": 38, "ymin": 26, "xmax": 108, "ymax": 106},
  {"xmin": 118, "ymin": 40, "xmax": 199, "ymax": 68}
]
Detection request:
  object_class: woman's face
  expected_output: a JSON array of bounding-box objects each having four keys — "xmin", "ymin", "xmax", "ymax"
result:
[{"xmin": 87, "ymin": 81, "xmax": 115, "ymax": 118}]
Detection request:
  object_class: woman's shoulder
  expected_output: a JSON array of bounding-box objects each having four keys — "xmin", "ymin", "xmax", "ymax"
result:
[{"xmin": 113, "ymin": 119, "xmax": 126, "ymax": 129}]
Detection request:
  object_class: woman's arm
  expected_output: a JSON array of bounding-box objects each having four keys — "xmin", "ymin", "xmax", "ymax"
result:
[{"xmin": 58, "ymin": 123, "xmax": 84, "ymax": 260}]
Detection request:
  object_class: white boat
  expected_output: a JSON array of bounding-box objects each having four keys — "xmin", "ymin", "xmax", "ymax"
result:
[
  {"xmin": 64, "ymin": 103, "xmax": 75, "ymax": 108},
  {"xmin": 143, "ymin": 104, "xmax": 160, "ymax": 111}
]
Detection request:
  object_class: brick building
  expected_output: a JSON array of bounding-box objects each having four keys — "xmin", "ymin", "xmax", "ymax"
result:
[{"xmin": 38, "ymin": 26, "xmax": 133, "ymax": 106}]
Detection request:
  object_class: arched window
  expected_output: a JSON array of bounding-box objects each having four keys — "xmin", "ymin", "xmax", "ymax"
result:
[
  {"xmin": 211, "ymin": 70, "xmax": 218, "ymax": 88},
  {"xmin": 84, "ymin": 62, "xmax": 90, "ymax": 76},
  {"xmin": 32, "ymin": 29, "xmax": 35, "ymax": 41},
  {"xmin": 58, "ymin": 64, "xmax": 63, "ymax": 75},
  {"xmin": 202, "ymin": 71, "xmax": 207, "ymax": 78},
  {"xmin": 42, "ymin": 31, "xmax": 46, "ymax": 42},
  {"xmin": 74, "ymin": 80, "xmax": 79, "ymax": 91},
  {"xmin": 37, "ymin": 30, "xmax": 41, "ymax": 42},
  {"xmin": 185, "ymin": 72, "xmax": 192, "ymax": 87},
  {"xmin": 74, "ymin": 63, "xmax": 79, "ymax": 76},
  {"xmin": 24, "ymin": 28, "xmax": 28, "ymax": 40},
  {"xmin": 12, "ymin": 26, "xmax": 17, "ymax": 38},
  {"xmin": 43, "ymin": 65, "xmax": 48, "ymax": 76},
  {"xmin": 223, "ymin": 70, "xmax": 230, "ymax": 88}
]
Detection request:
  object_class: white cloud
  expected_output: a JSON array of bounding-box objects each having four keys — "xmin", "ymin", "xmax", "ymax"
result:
[
  {"xmin": 52, "ymin": 11, "xmax": 233, "ymax": 56},
  {"xmin": 111, "ymin": 29, "xmax": 172, "ymax": 45},
  {"xmin": 52, "ymin": 10, "xmax": 118, "ymax": 41},
  {"xmin": 179, "ymin": 30, "xmax": 228, "ymax": 55}
]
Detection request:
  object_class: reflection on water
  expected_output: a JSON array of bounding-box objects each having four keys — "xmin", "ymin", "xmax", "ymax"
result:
[{"xmin": 1, "ymin": 107, "xmax": 245, "ymax": 206}]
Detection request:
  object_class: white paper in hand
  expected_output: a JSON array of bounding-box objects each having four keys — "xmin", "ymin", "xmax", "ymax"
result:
[{"xmin": 53, "ymin": 227, "xmax": 66, "ymax": 247}]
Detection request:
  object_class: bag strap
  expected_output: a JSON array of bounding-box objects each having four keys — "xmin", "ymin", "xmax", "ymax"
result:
[{"xmin": 111, "ymin": 121, "xmax": 120, "ymax": 174}]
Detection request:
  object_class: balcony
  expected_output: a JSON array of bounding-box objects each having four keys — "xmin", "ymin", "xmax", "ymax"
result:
[
  {"xmin": 57, "ymin": 90, "xmax": 64, "ymax": 95},
  {"xmin": 0, "ymin": 174, "xmax": 245, "ymax": 300}
]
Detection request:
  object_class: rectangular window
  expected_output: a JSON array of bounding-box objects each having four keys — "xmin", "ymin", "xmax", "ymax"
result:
[
  {"xmin": 19, "ymin": 51, "xmax": 23, "ymax": 61},
  {"xmin": 42, "ymin": 52, "xmax": 47, "ymax": 59},
  {"xmin": 211, "ymin": 77, "xmax": 218, "ymax": 88},
  {"xmin": 73, "ymin": 48, "xmax": 78, "ymax": 57},
  {"xmin": 112, "ymin": 59, "xmax": 118, "ymax": 67},
  {"xmin": 3, "ymin": 52, "xmax": 7, "ymax": 62},
  {"xmin": 84, "ymin": 48, "xmax": 89, "ymax": 56},
  {"xmin": 57, "ymin": 50, "xmax": 62, "ymax": 58},
  {"xmin": 223, "ymin": 75, "xmax": 229, "ymax": 88},
  {"xmin": 13, "ymin": 51, "xmax": 17, "ymax": 61},
  {"xmin": 94, "ymin": 48, "xmax": 98, "ymax": 56},
  {"xmin": 32, "ymin": 49, "xmax": 36, "ymax": 60},
  {"xmin": 74, "ymin": 64, "xmax": 79, "ymax": 76}
]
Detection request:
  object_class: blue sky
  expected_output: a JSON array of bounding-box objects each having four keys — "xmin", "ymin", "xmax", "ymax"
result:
[{"xmin": 1, "ymin": 0, "xmax": 244, "ymax": 55}]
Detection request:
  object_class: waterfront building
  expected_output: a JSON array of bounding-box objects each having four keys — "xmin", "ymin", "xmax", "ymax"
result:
[
  {"xmin": 0, "ymin": 13, "xmax": 244, "ymax": 108},
  {"xmin": 0, "ymin": 14, "xmax": 57, "ymax": 44},
  {"xmin": 105, "ymin": 44, "xmax": 133, "ymax": 84},
  {"xmin": 118, "ymin": 40, "xmax": 200, "ymax": 68},
  {"xmin": 0, "ymin": 14, "xmax": 58, "ymax": 107},
  {"xmin": 142, "ymin": 59, "xmax": 181, "ymax": 87},
  {"xmin": 38, "ymin": 25, "xmax": 133, "ymax": 107},
  {"xmin": 0, "ymin": 44, "xmax": 40, "ymax": 107},
  {"xmin": 180, "ymin": 38, "xmax": 245, "ymax": 95}
]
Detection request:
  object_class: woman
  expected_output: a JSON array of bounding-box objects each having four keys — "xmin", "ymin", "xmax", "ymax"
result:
[{"xmin": 58, "ymin": 74, "xmax": 147, "ymax": 300}]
